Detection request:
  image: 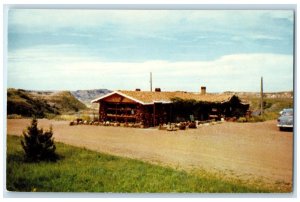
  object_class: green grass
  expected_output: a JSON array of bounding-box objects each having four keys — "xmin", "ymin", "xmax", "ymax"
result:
[
  {"xmin": 7, "ymin": 135, "xmax": 273, "ymax": 193},
  {"xmin": 260, "ymin": 97, "xmax": 293, "ymax": 121},
  {"xmin": 240, "ymin": 96, "xmax": 293, "ymax": 121}
]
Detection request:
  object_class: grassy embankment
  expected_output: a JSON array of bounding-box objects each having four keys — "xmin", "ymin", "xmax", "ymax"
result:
[
  {"xmin": 7, "ymin": 88, "xmax": 87, "ymax": 120},
  {"xmin": 246, "ymin": 96, "xmax": 293, "ymax": 121},
  {"xmin": 7, "ymin": 135, "xmax": 276, "ymax": 193}
]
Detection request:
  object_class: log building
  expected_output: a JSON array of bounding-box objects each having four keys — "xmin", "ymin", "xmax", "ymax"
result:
[{"xmin": 91, "ymin": 87, "xmax": 249, "ymax": 127}]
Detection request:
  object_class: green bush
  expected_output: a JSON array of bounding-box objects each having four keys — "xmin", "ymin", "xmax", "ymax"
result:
[
  {"xmin": 21, "ymin": 118, "xmax": 57, "ymax": 162},
  {"xmin": 237, "ymin": 117, "xmax": 247, "ymax": 123},
  {"xmin": 54, "ymin": 114, "xmax": 77, "ymax": 121},
  {"xmin": 261, "ymin": 112, "xmax": 279, "ymax": 121},
  {"xmin": 44, "ymin": 113, "xmax": 57, "ymax": 120},
  {"xmin": 247, "ymin": 116, "xmax": 264, "ymax": 122},
  {"xmin": 7, "ymin": 114, "xmax": 22, "ymax": 119},
  {"xmin": 81, "ymin": 115, "xmax": 91, "ymax": 122}
]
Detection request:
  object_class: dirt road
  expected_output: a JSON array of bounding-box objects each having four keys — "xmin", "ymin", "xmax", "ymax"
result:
[{"xmin": 7, "ymin": 119, "xmax": 293, "ymax": 190}]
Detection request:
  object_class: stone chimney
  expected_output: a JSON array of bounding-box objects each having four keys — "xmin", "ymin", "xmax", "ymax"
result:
[
  {"xmin": 155, "ymin": 88, "xmax": 161, "ymax": 92},
  {"xmin": 201, "ymin": 86, "xmax": 206, "ymax": 95}
]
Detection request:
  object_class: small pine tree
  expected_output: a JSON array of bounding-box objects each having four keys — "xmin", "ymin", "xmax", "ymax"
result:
[{"xmin": 21, "ymin": 118, "xmax": 57, "ymax": 161}]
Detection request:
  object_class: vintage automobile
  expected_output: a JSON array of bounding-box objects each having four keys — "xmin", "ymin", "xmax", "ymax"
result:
[{"xmin": 277, "ymin": 108, "xmax": 293, "ymax": 131}]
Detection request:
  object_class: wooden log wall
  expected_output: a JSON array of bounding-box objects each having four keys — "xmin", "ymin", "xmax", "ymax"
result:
[
  {"xmin": 99, "ymin": 101, "xmax": 107, "ymax": 122},
  {"xmin": 135, "ymin": 104, "xmax": 144, "ymax": 124}
]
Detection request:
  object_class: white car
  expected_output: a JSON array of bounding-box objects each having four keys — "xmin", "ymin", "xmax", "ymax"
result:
[{"xmin": 277, "ymin": 108, "xmax": 293, "ymax": 131}]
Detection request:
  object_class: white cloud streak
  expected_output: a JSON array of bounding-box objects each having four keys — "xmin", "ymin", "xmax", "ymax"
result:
[
  {"xmin": 8, "ymin": 45, "xmax": 293, "ymax": 92},
  {"xmin": 9, "ymin": 10, "xmax": 293, "ymax": 34}
]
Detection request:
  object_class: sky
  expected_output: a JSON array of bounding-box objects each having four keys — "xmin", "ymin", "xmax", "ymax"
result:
[{"xmin": 7, "ymin": 9, "xmax": 294, "ymax": 92}]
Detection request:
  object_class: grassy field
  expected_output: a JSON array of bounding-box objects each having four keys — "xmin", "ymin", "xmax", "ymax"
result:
[
  {"xmin": 240, "ymin": 96, "xmax": 293, "ymax": 121},
  {"xmin": 7, "ymin": 135, "xmax": 272, "ymax": 193}
]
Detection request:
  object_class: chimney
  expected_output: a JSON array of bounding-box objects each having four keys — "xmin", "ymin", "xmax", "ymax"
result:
[
  {"xmin": 155, "ymin": 88, "xmax": 161, "ymax": 92},
  {"xmin": 201, "ymin": 86, "xmax": 206, "ymax": 95},
  {"xmin": 135, "ymin": 88, "xmax": 141, "ymax": 91}
]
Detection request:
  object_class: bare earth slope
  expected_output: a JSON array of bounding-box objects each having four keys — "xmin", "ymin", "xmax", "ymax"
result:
[{"xmin": 7, "ymin": 119, "xmax": 293, "ymax": 191}]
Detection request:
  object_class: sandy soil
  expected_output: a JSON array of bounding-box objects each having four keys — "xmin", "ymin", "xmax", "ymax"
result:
[{"xmin": 7, "ymin": 119, "xmax": 293, "ymax": 190}]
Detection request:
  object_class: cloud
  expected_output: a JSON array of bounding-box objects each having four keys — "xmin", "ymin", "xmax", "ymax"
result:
[
  {"xmin": 8, "ymin": 45, "xmax": 293, "ymax": 92},
  {"xmin": 8, "ymin": 44, "xmax": 89, "ymax": 62},
  {"xmin": 9, "ymin": 10, "xmax": 293, "ymax": 37},
  {"xmin": 8, "ymin": 10, "xmax": 179, "ymax": 33},
  {"xmin": 267, "ymin": 10, "xmax": 294, "ymax": 22},
  {"xmin": 8, "ymin": 9, "xmax": 293, "ymax": 60},
  {"xmin": 7, "ymin": 10, "xmax": 294, "ymax": 92},
  {"xmin": 232, "ymin": 34, "xmax": 283, "ymax": 42}
]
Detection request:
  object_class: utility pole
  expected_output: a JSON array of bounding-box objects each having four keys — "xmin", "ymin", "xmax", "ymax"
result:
[
  {"xmin": 260, "ymin": 76, "xmax": 264, "ymax": 116},
  {"xmin": 150, "ymin": 72, "xmax": 153, "ymax": 92}
]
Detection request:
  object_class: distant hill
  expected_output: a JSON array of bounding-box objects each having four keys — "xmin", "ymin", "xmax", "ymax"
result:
[
  {"xmin": 71, "ymin": 89, "xmax": 112, "ymax": 107},
  {"xmin": 223, "ymin": 91, "xmax": 293, "ymax": 120},
  {"xmin": 7, "ymin": 88, "xmax": 87, "ymax": 118},
  {"xmin": 223, "ymin": 91, "xmax": 293, "ymax": 99}
]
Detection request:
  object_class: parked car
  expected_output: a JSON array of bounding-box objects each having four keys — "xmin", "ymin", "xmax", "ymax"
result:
[{"xmin": 277, "ymin": 108, "xmax": 293, "ymax": 131}]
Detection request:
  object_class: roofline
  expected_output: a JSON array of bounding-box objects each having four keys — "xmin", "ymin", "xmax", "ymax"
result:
[
  {"xmin": 91, "ymin": 91, "xmax": 117, "ymax": 103},
  {"xmin": 91, "ymin": 91, "xmax": 241, "ymax": 105},
  {"xmin": 91, "ymin": 91, "xmax": 145, "ymax": 104}
]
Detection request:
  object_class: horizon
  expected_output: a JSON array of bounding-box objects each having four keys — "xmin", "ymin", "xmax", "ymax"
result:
[
  {"xmin": 7, "ymin": 9, "xmax": 294, "ymax": 92},
  {"xmin": 7, "ymin": 87, "xmax": 293, "ymax": 94}
]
